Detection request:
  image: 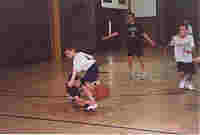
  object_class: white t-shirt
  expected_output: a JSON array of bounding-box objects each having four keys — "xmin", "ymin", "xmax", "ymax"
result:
[
  {"xmin": 73, "ymin": 52, "xmax": 96, "ymax": 72},
  {"xmin": 171, "ymin": 35, "xmax": 194, "ymax": 63}
]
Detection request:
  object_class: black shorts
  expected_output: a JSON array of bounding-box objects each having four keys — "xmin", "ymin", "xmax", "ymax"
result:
[
  {"xmin": 81, "ymin": 63, "xmax": 99, "ymax": 84},
  {"xmin": 176, "ymin": 62, "xmax": 196, "ymax": 74},
  {"xmin": 127, "ymin": 39, "xmax": 144, "ymax": 57},
  {"xmin": 67, "ymin": 87, "xmax": 81, "ymax": 98}
]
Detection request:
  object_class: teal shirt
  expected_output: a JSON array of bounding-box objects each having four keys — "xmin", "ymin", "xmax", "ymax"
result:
[{"xmin": 128, "ymin": 23, "xmax": 144, "ymax": 40}]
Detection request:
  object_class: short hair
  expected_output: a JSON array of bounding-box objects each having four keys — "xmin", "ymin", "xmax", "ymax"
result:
[
  {"xmin": 176, "ymin": 23, "xmax": 187, "ymax": 33},
  {"xmin": 178, "ymin": 23, "xmax": 186, "ymax": 27}
]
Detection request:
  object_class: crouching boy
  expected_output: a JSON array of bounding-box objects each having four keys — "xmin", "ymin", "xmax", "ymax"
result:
[{"xmin": 64, "ymin": 48, "xmax": 99, "ymax": 111}]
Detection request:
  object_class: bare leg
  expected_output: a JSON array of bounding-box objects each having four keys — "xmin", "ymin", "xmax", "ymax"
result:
[
  {"xmin": 128, "ymin": 56, "xmax": 134, "ymax": 72},
  {"xmin": 74, "ymin": 96, "xmax": 93, "ymax": 107},
  {"xmin": 128, "ymin": 56, "xmax": 136, "ymax": 80},
  {"xmin": 82, "ymin": 84, "xmax": 96, "ymax": 105},
  {"xmin": 138, "ymin": 56, "xmax": 145, "ymax": 73}
]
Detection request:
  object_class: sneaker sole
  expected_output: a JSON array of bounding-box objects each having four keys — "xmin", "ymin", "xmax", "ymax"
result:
[{"xmin": 84, "ymin": 108, "xmax": 96, "ymax": 112}]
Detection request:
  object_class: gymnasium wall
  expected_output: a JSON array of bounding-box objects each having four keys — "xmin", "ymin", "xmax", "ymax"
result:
[
  {"xmin": 60, "ymin": 0, "xmax": 97, "ymax": 53},
  {"xmin": 96, "ymin": 7, "xmax": 128, "ymax": 51},
  {"xmin": 157, "ymin": 0, "xmax": 197, "ymax": 42},
  {"xmin": 61, "ymin": 0, "xmax": 128, "ymax": 53},
  {"xmin": 0, "ymin": 0, "xmax": 51, "ymax": 65}
]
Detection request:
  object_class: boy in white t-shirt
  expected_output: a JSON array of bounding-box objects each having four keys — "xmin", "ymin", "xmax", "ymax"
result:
[
  {"xmin": 65, "ymin": 73, "xmax": 96, "ymax": 111},
  {"xmin": 171, "ymin": 24, "xmax": 196, "ymax": 90},
  {"xmin": 64, "ymin": 48, "xmax": 99, "ymax": 110}
]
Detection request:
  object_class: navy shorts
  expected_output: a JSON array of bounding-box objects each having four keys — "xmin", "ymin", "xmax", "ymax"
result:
[
  {"xmin": 67, "ymin": 87, "xmax": 81, "ymax": 98},
  {"xmin": 81, "ymin": 63, "xmax": 99, "ymax": 84},
  {"xmin": 176, "ymin": 62, "xmax": 196, "ymax": 74}
]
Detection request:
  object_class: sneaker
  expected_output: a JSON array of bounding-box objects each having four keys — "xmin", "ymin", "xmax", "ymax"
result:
[
  {"xmin": 184, "ymin": 81, "xmax": 189, "ymax": 89},
  {"xmin": 179, "ymin": 80, "xmax": 185, "ymax": 89},
  {"xmin": 138, "ymin": 72, "xmax": 146, "ymax": 80},
  {"xmin": 91, "ymin": 104, "xmax": 98, "ymax": 109},
  {"xmin": 84, "ymin": 104, "xmax": 98, "ymax": 112},
  {"xmin": 187, "ymin": 83, "xmax": 195, "ymax": 90},
  {"xmin": 83, "ymin": 104, "xmax": 90, "ymax": 112}
]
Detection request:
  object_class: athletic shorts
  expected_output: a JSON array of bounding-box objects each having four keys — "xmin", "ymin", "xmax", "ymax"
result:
[
  {"xmin": 176, "ymin": 62, "xmax": 196, "ymax": 74},
  {"xmin": 67, "ymin": 87, "xmax": 81, "ymax": 98},
  {"xmin": 81, "ymin": 63, "xmax": 99, "ymax": 84},
  {"xmin": 127, "ymin": 39, "xmax": 144, "ymax": 57}
]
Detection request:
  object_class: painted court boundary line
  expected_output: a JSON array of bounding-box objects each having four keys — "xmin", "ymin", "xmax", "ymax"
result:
[{"xmin": 0, "ymin": 113, "xmax": 179, "ymax": 134}]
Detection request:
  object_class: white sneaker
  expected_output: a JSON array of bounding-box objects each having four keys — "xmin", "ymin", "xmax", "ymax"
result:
[
  {"xmin": 86, "ymin": 104, "xmax": 98, "ymax": 111},
  {"xmin": 138, "ymin": 72, "xmax": 146, "ymax": 80},
  {"xmin": 90, "ymin": 104, "xmax": 98, "ymax": 109},
  {"xmin": 184, "ymin": 81, "xmax": 195, "ymax": 90},
  {"xmin": 184, "ymin": 81, "xmax": 189, "ymax": 89},
  {"xmin": 179, "ymin": 80, "xmax": 185, "ymax": 89},
  {"xmin": 187, "ymin": 83, "xmax": 195, "ymax": 90}
]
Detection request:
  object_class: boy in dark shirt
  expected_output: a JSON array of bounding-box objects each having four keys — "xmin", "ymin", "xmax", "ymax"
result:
[{"xmin": 127, "ymin": 12, "xmax": 155, "ymax": 80}]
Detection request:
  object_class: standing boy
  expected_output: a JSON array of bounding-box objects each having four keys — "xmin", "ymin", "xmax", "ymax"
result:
[
  {"xmin": 127, "ymin": 12, "xmax": 155, "ymax": 80},
  {"xmin": 171, "ymin": 24, "xmax": 195, "ymax": 90}
]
